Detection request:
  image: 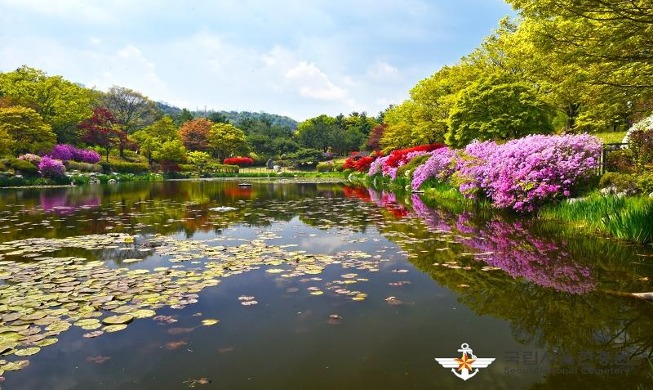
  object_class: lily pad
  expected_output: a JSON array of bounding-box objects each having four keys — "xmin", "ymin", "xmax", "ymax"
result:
[
  {"xmin": 101, "ymin": 314, "xmax": 134, "ymax": 325},
  {"xmin": 14, "ymin": 347, "xmax": 40, "ymax": 356}
]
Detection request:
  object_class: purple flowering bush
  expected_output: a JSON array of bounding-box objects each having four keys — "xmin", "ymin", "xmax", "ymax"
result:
[
  {"xmin": 38, "ymin": 156, "xmax": 66, "ymax": 178},
  {"xmin": 411, "ymin": 147, "xmax": 457, "ymax": 190},
  {"xmin": 76, "ymin": 149, "xmax": 101, "ymax": 164},
  {"xmin": 478, "ymin": 134, "xmax": 601, "ymax": 212},
  {"xmin": 396, "ymin": 134, "xmax": 601, "ymax": 212},
  {"xmin": 49, "ymin": 144, "xmax": 101, "ymax": 164}
]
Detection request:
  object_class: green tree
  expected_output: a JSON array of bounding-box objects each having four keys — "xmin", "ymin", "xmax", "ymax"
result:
[
  {"xmin": 0, "ymin": 66, "xmax": 95, "ymax": 144},
  {"xmin": 187, "ymin": 150, "xmax": 211, "ymax": 174},
  {"xmin": 445, "ymin": 75, "xmax": 554, "ymax": 147},
  {"xmin": 131, "ymin": 116, "xmax": 180, "ymax": 164},
  {"xmin": 175, "ymin": 108, "xmax": 194, "ymax": 126},
  {"xmin": 102, "ymin": 86, "xmax": 160, "ymax": 157},
  {"xmin": 506, "ymin": 0, "xmax": 653, "ymax": 89},
  {"xmin": 0, "ymin": 106, "xmax": 56, "ymax": 155},
  {"xmin": 295, "ymin": 115, "xmax": 337, "ymax": 152},
  {"xmin": 152, "ymin": 139, "xmax": 186, "ymax": 164},
  {"xmin": 208, "ymin": 123, "xmax": 248, "ymax": 162},
  {"xmin": 380, "ymin": 101, "xmax": 418, "ymax": 151}
]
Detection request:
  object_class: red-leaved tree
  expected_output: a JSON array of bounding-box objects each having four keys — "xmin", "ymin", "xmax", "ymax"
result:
[
  {"xmin": 179, "ymin": 118, "xmax": 212, "ymax": 152},
  {"xmin": 79, "ymin": 107, "xmax": 121, "ymax": 162}
]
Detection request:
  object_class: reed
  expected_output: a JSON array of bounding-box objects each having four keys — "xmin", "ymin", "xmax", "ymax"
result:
[{"xmin": 539, "ymin": 194, "xmax": 653, "ymax": 244}]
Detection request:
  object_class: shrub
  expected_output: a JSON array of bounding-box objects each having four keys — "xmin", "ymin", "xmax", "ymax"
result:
[
  {"xmin": 605, "ymin": 149, "xmax": 635, "ymax": 173},
  {"xmin": 18, "ymin": 153, "xmax": 41, "ymax": 165},
  {"xmin": 10, "ymin": 158, "xmax": 39, "ymax": 177},
  {"xmin": 38, "ymin": 156, "xmax": 66, "ymax": 178},
  {"xmin": 411, "ymin": 147, "xmax": 457, "ymax": 190},
  {"xmin": 316, "ymin": 161, "xmax": 335, "ymax": 172},
  {"xmin": 76, "ymin": 149, "xmax": 101, "ymax": 164},
  {"xmin": 49, "ymin": 144, "xmax": 102, "ymax": 164},
  {"xmin": 472, "ymin": 134, "xmax": 601, "ymax": 212},
  {"xmin": 207, "ymin": 163, "xmax": 239, "ymax": 174},
  {"xmin": 99, "ymin": 161, "xmax": 149, "ymax": 174},
  {"xmin": 178, "ymin": 164, "xmax": 196, "ymax": 172},
  {"xmin": 628, "ymin": 129, "xmax": 653, "ymax": 172},
  {"xmin": 223, "ymin": 156, "xmax": 254, "ymax": 166},
  {"xmin": 64, "ymin": 160, "xmax": 102, "ymax": 173}
]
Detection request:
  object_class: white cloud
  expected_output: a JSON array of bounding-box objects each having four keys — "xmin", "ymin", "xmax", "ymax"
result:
[
  {"xmin": 285, "ymin": 62, "xmax": 347, "ymax": 100},
  {"xmin": 367, "ymin": 60, "xmax": 399, "ymax": 80}
]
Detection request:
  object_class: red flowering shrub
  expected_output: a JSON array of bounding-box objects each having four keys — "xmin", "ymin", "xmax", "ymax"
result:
[
  {"xmin": 383, "ymin": 144, "xmax": 444, "ymax": 169},
  {"xmin": 343, "ymin": 151, "xmax": 382, "ymax": 172},
  {"xmin": 223, "ymin": 156, "xmax": 254, "ymax": 166}
]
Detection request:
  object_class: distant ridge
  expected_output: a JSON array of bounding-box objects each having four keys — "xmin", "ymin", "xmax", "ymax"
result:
[{"xmin": 156, "ymin": 102, "xmax": 298, "ymax": 130}]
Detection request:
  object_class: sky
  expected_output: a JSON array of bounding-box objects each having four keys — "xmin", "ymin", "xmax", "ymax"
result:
[{"xmin": 0, "ymin": 0, "xmax": 513, "ymax": 122}]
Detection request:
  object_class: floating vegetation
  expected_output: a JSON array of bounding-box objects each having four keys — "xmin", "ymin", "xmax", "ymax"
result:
[{"xmin": 0, "ymin": 229, "xmax": 387, "ymax": 377}]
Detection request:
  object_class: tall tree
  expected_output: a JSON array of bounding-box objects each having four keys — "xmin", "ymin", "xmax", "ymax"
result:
[
  {"xmin": 179, "ymin": 118, "xmax": 212, "ymax": 152},
  {"xmin": 207, "ymin": 123, "xmax": 248, "ymax": 161},
  {"xmin": 295, "ymin": 115, "xmax": 337, "ymax": 152},
  {"xmin": 79, "ymin": 107, "xmax": 121, "ymax": 162},
  {"xmin": 506, "ymin": 1, "xmax": 653, "ymax": 101},
  {"xmin": 0, "ymin": 66, "xmax": 95, "ymax": 144},
  {"xmin": 446, "ymin": 75, "xmax": 554, "ymax": 147},
  {"xmin": 102, "ymin": 86, "xmax": 160, "ymax": 157},
  {"xmin": 0, "ymin": 106, "xmax": 56, "ymax": 155},
  {"xmin": 131, "ymin": 116, "xmax": 180, "ymax": 164}
]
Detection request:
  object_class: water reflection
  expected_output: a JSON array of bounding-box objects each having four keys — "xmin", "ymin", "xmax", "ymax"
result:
[{"xmin": 0, "ymin": 181, "xmax": 652, "ymax": 389}]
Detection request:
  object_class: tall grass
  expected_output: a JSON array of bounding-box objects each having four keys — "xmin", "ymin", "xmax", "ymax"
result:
[{"xmin": 539, "ymin": 194, "xmax": 653, "ymax": 244}]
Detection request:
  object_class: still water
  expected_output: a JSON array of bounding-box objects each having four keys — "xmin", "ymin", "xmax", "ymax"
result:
[{"xmin": 0, "ymin": 180, "xmax": 652, "ymax": 389}]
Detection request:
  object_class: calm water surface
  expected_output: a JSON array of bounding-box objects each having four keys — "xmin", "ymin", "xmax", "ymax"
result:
[{"xmin": 0, "ymin": 180, "xmax": 652, "ymax": 390}]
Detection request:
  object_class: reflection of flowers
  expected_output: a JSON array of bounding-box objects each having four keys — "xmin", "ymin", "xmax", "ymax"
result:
[
  {"xmin": 40, "ymin": 192, "xmax": 101, "ymax": 215},
  {"xmin": 359, "ymin": 189, "xmax": 409, "ymax": 219},
  {"xmin": 342, "ymin": 186, "xmax": 372, "ymax": 202},
  {"xmin": 410, "ymin": 195, "xmax": 595, "ymax": 294}
]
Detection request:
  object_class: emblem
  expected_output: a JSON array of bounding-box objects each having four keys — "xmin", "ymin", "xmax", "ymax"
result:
[{"xmin": 435, "ymin": 343, "xmax": 495, "ymax": 381}]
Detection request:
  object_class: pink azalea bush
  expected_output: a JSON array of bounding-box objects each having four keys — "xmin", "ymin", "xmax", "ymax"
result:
[
  {"xmin": 402, "ymin": 134, "xmax": 601, "ymax": 212},
  {"xmin": 38, "ymin": 156, "xmax": 66, "ymax": 178},
  {"xmin": 18, "ymin": 153, "xmax": 42, "ymax": 165},
  {"xmin": 476, "ymin": 134, "xmax": 601, "ymax": 212},
  {"xmin": 411, "ymin": 147, "xmax": 458, "ymax": 190}
]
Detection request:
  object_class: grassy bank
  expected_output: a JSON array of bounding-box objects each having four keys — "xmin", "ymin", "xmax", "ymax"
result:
[{"xmin": 539, "ymin": 194, "xmax": 653, "ymax": 244}]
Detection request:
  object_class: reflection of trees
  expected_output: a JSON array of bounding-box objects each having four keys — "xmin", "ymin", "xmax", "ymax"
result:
[{"xmin": 362, "ymin": 188, "xmax": 653, "ymax": 387}]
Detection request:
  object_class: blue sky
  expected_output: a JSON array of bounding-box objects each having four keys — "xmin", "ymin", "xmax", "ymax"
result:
[{"xmin": 0, "ymin": 0, "xmax": 512, "ymax": 121}]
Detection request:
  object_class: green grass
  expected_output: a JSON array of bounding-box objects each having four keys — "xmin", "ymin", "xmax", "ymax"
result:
[
  {"xmin": 539, "ymin": 193, "xmax": 653, "ymax": 244},
  {"xmin": 593, "ymin": 131, "xmax": 627, "ymax": 144}
]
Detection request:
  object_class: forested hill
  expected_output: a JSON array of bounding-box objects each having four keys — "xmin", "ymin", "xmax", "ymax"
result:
[{"xmin": 156, "ymin": 102, "xmax": 298, "ymax": 130}]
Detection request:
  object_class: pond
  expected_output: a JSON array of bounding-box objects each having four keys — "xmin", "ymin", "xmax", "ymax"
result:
[{"xmin": 0, "ymin": 180, "xmax": 652, "ymax": 389}]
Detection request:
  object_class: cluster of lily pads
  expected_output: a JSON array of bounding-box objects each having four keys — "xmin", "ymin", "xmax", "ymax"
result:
[{"xmin": 0, "ymin": 229, "xmax": 387, "ymax": 379}]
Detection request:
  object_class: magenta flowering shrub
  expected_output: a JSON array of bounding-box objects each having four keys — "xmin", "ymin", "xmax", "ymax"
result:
[
  {"xmin": 76, "ymin": 149, "xmax": 101, "ymax": 164},
  {"xmin": 411, "ymin": 147, "xmax": 457, "ymax": 190},
  {"xmin": 49, "ymin": 144, "xmax": 75, "ymax": 161},
  {"xmin": 18, "ymin": 153, "xmax": 42, "ymax": 165},
  {"xmin": 38, "ymin": 156, "xmax": 66, "ymax": 178},
  {"xmin": 478, "ymin": 134, "xmax": 601, "ymax": 212},
  {"xmin": 454, "ymin": 140, "xmax": 500, "ymax": 198},
  {"xmin": 49, "ymin": 144, "xmax": 101, "ymax": 164}
]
